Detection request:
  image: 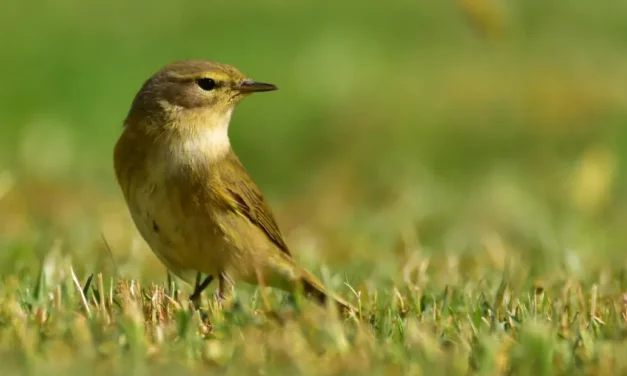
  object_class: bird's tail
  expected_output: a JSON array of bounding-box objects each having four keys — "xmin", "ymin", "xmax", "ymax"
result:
[{"xmin": 298, "ymin": 267, "xmax": 356, "ymax": 314}]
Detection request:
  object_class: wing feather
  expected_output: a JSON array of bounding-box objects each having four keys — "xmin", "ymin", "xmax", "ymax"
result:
[{"xmin": 216, "ymin": 152, "xmax": 291, "ymax": 257}]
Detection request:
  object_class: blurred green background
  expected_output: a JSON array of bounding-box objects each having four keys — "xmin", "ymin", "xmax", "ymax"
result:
[{"xmin": 1, "ymin": 0, "xmax": 627, "ymax": 287}]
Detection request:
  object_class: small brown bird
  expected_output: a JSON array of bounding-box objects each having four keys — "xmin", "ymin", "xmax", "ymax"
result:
[{"xmin": 114, "ymin": 60, "xmax": 353, "ymax": 312}]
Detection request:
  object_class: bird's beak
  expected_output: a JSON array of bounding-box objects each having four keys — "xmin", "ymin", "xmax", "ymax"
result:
[{"xmin": 236, "ymin": 79, "xmax": 278, "ymax": 93}]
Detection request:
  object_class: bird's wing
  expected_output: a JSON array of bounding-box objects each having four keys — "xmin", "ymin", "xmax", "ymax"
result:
[{"xmin": 216, "ymin": 151, "xmax": 292, "ymax": 257}]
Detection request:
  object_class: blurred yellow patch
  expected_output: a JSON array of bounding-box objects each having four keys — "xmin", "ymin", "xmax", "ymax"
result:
[
  {"xmin": 457, "ymin": 0, "xmax": 506, "ymax": 39},
  {"xmin": 571, "ymin": 146, "xmax": 616, "ymax": 213},
  {"xmin": 0, "ymin": 170, "xmax": 14, "ymax": 201}
]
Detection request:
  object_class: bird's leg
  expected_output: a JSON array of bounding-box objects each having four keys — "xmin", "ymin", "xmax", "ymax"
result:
[
  {"xmin": 166, "ymin": 271, "xmax": 175, "ymax": 297},
  {"xmin": 215, "ymin": 272, "xmax": 232, "ymax": 304},
  {"xmin": 193, "ymin": 272, "xmax": 201, "ymax": 293},
  {"xmin": 190, "ymin": 272, "xmax": 214, "ymax": 307}
]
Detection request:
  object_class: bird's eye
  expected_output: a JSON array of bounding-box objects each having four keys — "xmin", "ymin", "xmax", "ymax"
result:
[{"xmin": 196, "ymin": 78, "xmax": 216, "ymax": 91}]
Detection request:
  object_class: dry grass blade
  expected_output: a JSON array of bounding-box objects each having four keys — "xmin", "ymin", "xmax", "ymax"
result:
[{"xmin": 70, "ymin": 266, "xmax": 91, "ymax": 318}]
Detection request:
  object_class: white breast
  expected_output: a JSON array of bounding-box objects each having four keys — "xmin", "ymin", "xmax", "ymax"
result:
[{"xmin": 170, "ymin": 108, "xmax": 234, "ymax": 164}]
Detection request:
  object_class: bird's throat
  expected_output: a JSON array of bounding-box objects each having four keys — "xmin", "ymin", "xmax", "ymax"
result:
[{"xmin": 171, "ymin": 108, "xmax": 234, "ymax": 162}]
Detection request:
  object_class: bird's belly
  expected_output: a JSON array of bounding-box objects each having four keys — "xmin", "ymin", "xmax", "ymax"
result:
[
  {"xmin": 126, "ymin": 178, "xmax": 233, "ymax": 282},
  {"xmin": 122, "ymin": 164, "xmax": 289, "ymax": 288}
]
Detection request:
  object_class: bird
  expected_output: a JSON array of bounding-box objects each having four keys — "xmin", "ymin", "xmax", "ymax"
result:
[{"xmin": 113, "ymin": 60, "xmax": 354, "ymax": 312}]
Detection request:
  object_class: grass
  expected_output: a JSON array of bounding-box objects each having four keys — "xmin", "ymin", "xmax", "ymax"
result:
[
  {"xmin": 1, "ymin": 234, "xmax": 627, "ymax": 375},
  {"xmin": 0, "ymin": 247, "xmax": 627, "ymax": 375},
  {"xmin": 3, "ymin": 0, "xmax": 627, "ymax": 374}
]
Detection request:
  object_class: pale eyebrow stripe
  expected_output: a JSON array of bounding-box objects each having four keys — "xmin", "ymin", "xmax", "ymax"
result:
[
  {"xmin": 166, "ymin": 72, "xmax": 204, "ymax": 80},
  {"xmin": 167, "ymin": 72, "xmax": 231, "ymax": 82}
]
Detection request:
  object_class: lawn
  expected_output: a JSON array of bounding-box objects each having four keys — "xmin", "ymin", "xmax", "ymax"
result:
[{"xmin": 2, "ymin": 0, "xmax": 627, "ymax": 374}]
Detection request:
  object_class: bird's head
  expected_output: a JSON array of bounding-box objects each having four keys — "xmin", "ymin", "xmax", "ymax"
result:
[{"xmin": 125, "ymin": 60, "xmax": 277, "ymax": 136}]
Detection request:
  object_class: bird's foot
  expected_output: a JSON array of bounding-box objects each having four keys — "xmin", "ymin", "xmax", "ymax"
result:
[
  {"xmin": 189, "ymin": 274, "xmax": 214, "ymax": 309},
  {"xmin": 214, "ymin": 290, "xmax": 227, "ymax": 308}
]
